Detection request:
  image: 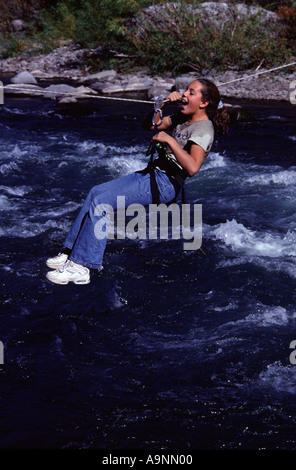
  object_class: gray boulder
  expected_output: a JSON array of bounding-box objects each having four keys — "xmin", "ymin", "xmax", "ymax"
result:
[
  {"xmin": 131, "ymin": 2, "xmax": 280, "ymax": 39},
  {"xmin": 43, "ymin": 84, "xmax": 97, "ymax": 99},
  {"xmin": 79, "ymin": 69, "xmax": 117, "ymax": 85},
  {"xmin": 10, "ymin": 71, "xmax": 37, "ymax": 85},
  {"xmin": 43, "ymin": 84, "xmax": 77, "ymax": 99},
  {"xmin": 11, "ymin": 19, "xmax": 25, "ymax": 32}
]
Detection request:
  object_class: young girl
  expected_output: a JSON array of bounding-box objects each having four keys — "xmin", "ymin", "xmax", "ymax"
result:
[{"xmin": 46, "ymin": 78, "xmax": 229, "ymax": 285}]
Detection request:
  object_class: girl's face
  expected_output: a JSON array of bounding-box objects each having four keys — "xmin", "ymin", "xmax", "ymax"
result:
[{"xmin": 181, "ymin": 81, "xmax": 208, "ymax": 116}]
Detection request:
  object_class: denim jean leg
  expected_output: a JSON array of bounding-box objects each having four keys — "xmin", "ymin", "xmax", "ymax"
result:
[
  {"xmin": 63, "ymin": 186, "xmax": 95, "ymax": 250},
  {"xmin": 68, "ymin": 172, "xmax": 150, "ymax": 268},
  {"xmin": 66, "ymin": 170, "xmax": 177, "ymax": 269}
]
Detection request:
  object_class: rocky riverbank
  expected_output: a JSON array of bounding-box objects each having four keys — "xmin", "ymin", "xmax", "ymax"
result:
[{"xmin": 1, "ymin": 43, "xmax": 295, "ymax": 104}]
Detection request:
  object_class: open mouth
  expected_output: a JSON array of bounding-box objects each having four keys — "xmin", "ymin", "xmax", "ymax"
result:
[{"xmin": 181, "ymin": 98, "xmax": 188, "ymax": 108}]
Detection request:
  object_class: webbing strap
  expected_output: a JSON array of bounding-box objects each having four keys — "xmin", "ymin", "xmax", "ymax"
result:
[{"xmin": 147, "ymin": 162, "xmax": 160, "ymax": 205}]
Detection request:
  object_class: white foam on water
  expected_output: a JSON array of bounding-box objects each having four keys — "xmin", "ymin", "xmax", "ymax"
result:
[
  {"xmin": 0, "ymin": 134, "xmax": 143, "ymax": 182},
  {"xmin": 258, "ymin": 362, "xmax": 296, "ymax": 395},
  {"xmin": 6, "ymin": 143, "xmax": 28, "ymax": 159},
  {"xmin": 0, "ymin": 195, "xmax": 11, "ymax": 210},
  {"xmin": 57, "ymin": 139, "xmax": 148, "ymax": 176},
  {"xmin": 84, "ymin": 143, "xmax": 147, "ymax": 176},
  {"xmin": 1, "ymin": 106, "xmax": 28, "ymax": 116},
  {"xmin": 245, "ymin": 305, "xmax": 295, "ymax": 327},
  {"xmin": 288, "ymin": 136, "xmax": 296, "ymax": 141},
  {"xmin": 213, "ymin": 301, "xmax": 239, "ymax": 312},
  {"xmin": 0, "ymin": 160, "xmax": 21, "ymax": 176},
  {"xmin": 0, "ymin": 263, "xmax": 14, "ymax": 273},
  {"xmin": 0, "ymin": 185, "xmax": 33, "ymax": 196},
  {"xmin": 272, "ymin": 259, "xmax": 296, "ymax": 279},
  {"xmin": 58, "ymin": 161, "xmax": 68, "ymax": 168},
  {"xmin": 0, "ymin": 141, "xmax": 43, "ymax": 178},
  {"xmin": 217, "ymin": 303, "xmax": 295, "ymax": 332},
  {"xmin": 76, "ymin": 140, "xmax": 144, "ymax": 158},
  {"xmin": 200, "ymin": 152, "xmax": 228, "ymax": 171},
  {"xmin": 246, "ymin": 167, "xmax": 296, "ymax": 187},
  {"xmin": 0, "ymin": 217, "xmax": 71, "ymax": 238},
  {"xmin": 41, "ymin": 201, "xmax": 81, "ymax": 218},
  {"xmin": 2, "ymin": 105, "xmax": 60, "ymax": 120},
  {"xmin": 76, "ymin": 140, "xmax": 107, "ymax": 154},
  {"xmin": 209, "ymin": 219, "xmax": 296, "ymax": 257},
  {"xmin": 218, "ymin": 254, "xmax": 296, "ymax": 281},
  {"xmin": 0, "ymin": 194, "xmax": 80, "ymax": 238},
  {"xmin": 106, "ymin": 154, "xmax": 147, "ymax": 176}
]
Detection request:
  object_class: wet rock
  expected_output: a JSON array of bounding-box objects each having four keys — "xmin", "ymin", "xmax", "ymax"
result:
[
  {"xmin": 147, "ymin": 83, "xmax": 174, "ymax": 100},
  {"xmin": 43, "ymin": 83, "xmax": 97, "ymax": 100},
  {"xmin": 200, "ymin": 1, "xmax": 278, "ymax": 26},
  {"xmin": 11, "ymin": 19, "xmax": 25, "ymax": 32},
  {"xmin": 79, "ymin": 69, "xmax": 117, "ymax": 84},
  {"xmin": 0, "ymin": 44, "xmax": 88, "ymax": 80},
  {"xmin": 124, "ymin": 75, "xmax": 154, "ymax": 93},
  {"xmin": 91, "ymin": 74, "xmax": 154, "ymax": 96},
  {"xmin": 10, "ymin": 71, "xmax": 37, "ymax": 84},
  {"xmin": 43, "ymin": 83, "xmax": 78, "ymax": 99},
  {"xmin": 58, "ymin": 96, "xmax": 78, "ymax": 104},
  {"xmin": 88, "ymin": 81, "xmax": 109, "ymax": 93},
  {"xmin": 4, "ymin": 83, "xmax": 44, "ymax": 96},
  {"xmin": 175, "ymin": 74, "xmax": 198, "ymax": 92},
  {"xmin": 99, "ymin": 84, "xmax": 127, "ymax": 94}
]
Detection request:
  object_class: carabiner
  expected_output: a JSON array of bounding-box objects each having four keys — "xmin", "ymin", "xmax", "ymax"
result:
[{"xmin": 152, "ymin": 95, "xmax": 164, "ymax": 133}]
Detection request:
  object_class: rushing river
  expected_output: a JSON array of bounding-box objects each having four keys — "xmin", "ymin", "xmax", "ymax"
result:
[{"xmin": 0, "ymin": 86, "xmax": 296, "ymax": 450}]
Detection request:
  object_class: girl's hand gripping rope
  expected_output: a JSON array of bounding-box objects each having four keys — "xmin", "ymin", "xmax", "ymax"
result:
[
  {"xmin": 152, "ymin": 91, "xmax": 182, "ymax": 130},
  {"xmin": 145, "ymin": 91, "xmax": 183, "ymax": 157},
  {"xmin": 151, "ymin": 92, "xmax": 183, "ymax": 155}
]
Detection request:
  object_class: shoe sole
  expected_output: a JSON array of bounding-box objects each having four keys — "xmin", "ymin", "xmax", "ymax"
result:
[{"xmin": 46, "ymin": 273, "xmax": 90, "ymax": 285}]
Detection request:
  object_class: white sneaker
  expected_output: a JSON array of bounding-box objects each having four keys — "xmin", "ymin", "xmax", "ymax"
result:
[
  {"xmin": 46, "ymin": 260, "xmax": 90, "ymax": 285},
  {"xmin": 46, "ymin": 252, "xmax": 69, "ymax": 269}
]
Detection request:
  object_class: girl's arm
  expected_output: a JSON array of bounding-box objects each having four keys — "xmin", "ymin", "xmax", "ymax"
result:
[{"xmin": 152, "ymin": 131, "xmax": 205, "ymax": 177}]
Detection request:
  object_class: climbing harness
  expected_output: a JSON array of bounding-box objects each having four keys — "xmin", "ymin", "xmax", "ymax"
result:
[
  {"xmin": 141, "ymin": 96, "xmax": 189, "ymax": 204},
  {"xmin": 138, "ymin": 95, "xmax": 166, "ymax": 205}
]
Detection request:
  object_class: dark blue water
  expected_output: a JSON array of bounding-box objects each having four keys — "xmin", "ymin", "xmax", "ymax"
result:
[{"xmin": 0, "ymin": 90, "xmax": 296, "ymax": 450}]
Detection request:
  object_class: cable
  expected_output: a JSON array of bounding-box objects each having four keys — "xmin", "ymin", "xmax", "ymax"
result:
[
  {"xmin": 1, "ymin": 85, "xmax": 155, "ymax": 103},
  {"xmin": 217, "ymin": 61, "xmax": 296, "ymax": 87}
]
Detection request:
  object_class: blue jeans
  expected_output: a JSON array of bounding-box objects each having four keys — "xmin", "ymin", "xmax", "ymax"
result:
[{"xmin": 63, "ymin": 170, "xmax": 178, "ymax": 269}]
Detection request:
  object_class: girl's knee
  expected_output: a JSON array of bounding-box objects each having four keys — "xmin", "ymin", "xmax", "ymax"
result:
[{"xmin": 89, "ymin": 185, "xmax": 104, "ymax": 203}]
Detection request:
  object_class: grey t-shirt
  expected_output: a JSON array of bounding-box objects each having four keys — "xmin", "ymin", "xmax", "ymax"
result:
[{"xmin": 166, "ymin": 114, "xmax": 214, "ymax": 172}]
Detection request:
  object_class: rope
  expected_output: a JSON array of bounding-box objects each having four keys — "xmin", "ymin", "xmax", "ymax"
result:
[
  {"xmin": 1, "ymin": 60, "xmax": 295, "ymax": 104},
  {"xmin": 216, "ymin": 61, "xmax": 296, "ymax": 87},
  {"xmin": 1, "ymin": 84, "xmax": 155, "ymax": 104}
]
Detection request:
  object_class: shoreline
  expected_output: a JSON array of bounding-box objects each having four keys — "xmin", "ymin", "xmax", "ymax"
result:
[{"xmin": 0, "ymin": 44, "xmax": 295, "ymax": 104}]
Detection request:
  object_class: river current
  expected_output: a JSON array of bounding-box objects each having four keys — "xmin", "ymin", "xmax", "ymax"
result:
[{"xmin": 0, "ymin": 88, "xmax": 296, "ymax": 450}]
